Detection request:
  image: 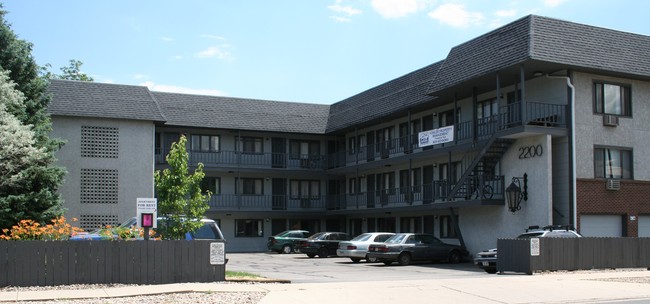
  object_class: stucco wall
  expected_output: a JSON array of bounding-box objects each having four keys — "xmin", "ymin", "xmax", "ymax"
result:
[
  {"xmin": 51, "ymin": 116, "xmax": 155, "ymax": 227},
  {"xmin": 573, "ymin": 71, "xmax": 650, "ymax": 180},
  {"xmin": 461, "ymin": 134, "xmax": 553, "ymax": 253}
]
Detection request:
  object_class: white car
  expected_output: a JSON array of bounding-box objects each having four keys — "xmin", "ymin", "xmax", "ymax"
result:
[{"xmin": 337, "ymin": 232, "xmax": 395, "ymax": 263}]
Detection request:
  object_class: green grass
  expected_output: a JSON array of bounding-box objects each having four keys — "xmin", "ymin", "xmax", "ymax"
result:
[{"xmin": 225, "ymin": 270, "xmax": 262, "ymax": 278}]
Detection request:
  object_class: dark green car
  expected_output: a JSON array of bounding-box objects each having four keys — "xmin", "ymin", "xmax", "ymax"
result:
[{"xmin": 267, "ymin": 230, "xmax": 311, "ymax": 254}]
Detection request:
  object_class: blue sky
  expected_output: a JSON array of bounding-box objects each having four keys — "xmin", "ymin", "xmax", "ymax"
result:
[{"xmin": 3, "ymin": 0, "xmax": 650, "ymax": 104}]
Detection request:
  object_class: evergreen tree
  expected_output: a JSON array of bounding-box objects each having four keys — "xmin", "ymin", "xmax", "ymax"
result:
[
  {"xmin": 0, "ymin": 7, "xmax": 66, "ymax": 230},
  {"xmin": 154, "ymin": 135, "xmax": 210, "ymax": 240}
]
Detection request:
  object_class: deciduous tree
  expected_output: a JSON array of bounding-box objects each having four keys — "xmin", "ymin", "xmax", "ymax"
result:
[{"xmin": 154, "ymin": 135, "xmax": 210, "ymax": 239}]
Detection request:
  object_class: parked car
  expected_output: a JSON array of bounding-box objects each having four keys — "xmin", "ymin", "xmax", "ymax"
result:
[
  {"xmin": 367, "ymin": 233, "xmax": 468, "ymax": 266},
  {"xmin": 295, "ymin": 232, "xmax": 350, "ymax": 258},
  {"xmin": 267, "ymin": 230, "xmax": 311, "ymax": 254},
  {"xmin": 70, "ymin": 217, "xmax": 225, "ymax": 241},
  {"xmin": 474, "ymin": 225, "xmax": 581, "ymax": 274},
  {"xmin": 337, "ymin": 232, "xmax": 395, "ymax": 263}
]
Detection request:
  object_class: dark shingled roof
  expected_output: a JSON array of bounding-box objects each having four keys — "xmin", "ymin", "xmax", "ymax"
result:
[
  {"xmin": 152, "ymin": 92, "xmax": 330, "ymax": 134},
  {"xmin": 326, "ymin": 61, "xmax": 441, "ymax": 133},
  {"xmin": 427, "ymin": 15, "xmax": 650, "ymax": 95},
  {"xmin": 47, "ymin": 15, "xmax": 650, "ymax": 135},
  {"xmin": 47, "ymin": 79, "xmax": 165, "ymax": 122},
  {"xmin": 528, "ymin": 15, "xmax": 650, "ymax": 77}
]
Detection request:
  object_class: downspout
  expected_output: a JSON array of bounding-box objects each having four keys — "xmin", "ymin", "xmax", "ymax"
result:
[{"xmin": 545, "ymin": 73, "xmax": 576, "ymax": 227}]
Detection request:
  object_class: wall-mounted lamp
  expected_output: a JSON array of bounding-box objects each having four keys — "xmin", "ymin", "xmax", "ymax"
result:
[
  {"xmin": 265, "ymin": 176, "xmax": 271, "ymax": 181},
  {"xmin": 505, "ymin": 173, "xmax": 528, "ymax": 213},
  {"xmin": 432, "ymin": 112, "xmax": 438, "ymax": 117},
  {"xmin": 533, "ymin": 71, "xmax": 544, "ymax": 77}
]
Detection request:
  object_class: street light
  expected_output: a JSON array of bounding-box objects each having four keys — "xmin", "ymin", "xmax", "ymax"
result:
[{"xmin": 506, "ymin": 173, "xmax": 528, "ymax": 213}]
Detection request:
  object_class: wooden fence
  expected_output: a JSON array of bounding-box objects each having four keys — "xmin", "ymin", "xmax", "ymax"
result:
[
  {"xmin": 497, "ymin": 237, "xmax": 650, "ymax": 274},
  {"xmin": 0, "ymin": 240, "xmax": 226, "ymax": 287}
]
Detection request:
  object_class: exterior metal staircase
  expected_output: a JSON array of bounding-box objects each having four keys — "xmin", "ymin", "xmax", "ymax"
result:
[{"xmin": 446, "ymin": 134, "xmax": 514, "ymax": 200}]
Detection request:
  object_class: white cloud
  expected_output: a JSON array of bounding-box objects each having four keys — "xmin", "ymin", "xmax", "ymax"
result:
[
  {"xmin": 495, "ymin": 9, "xmax": 517, "ymax": 17},
  {"xmin": 543, "ymin": 0, "xmax": 568, "ymax": 7},
  {"xmin": 196, "ymin": 45, "xmax": 232, "ymax": 60},
  {"xmin": 330, "ymin": 16, "xmax": 352, "ymax": 23},
  {"xmin": 428, "ymin": 3, "xmax": 484, "ymax": 28},
  {"xmin": 328, "ymin": 3, "xmax": 362, "ymax": 16},
  {"xmin": 140, "ymin": 81, "xmax": 225, "ymax": 96},
  {"xmin": 158, "ymin": 36, "xmax": 174, "ymax": 42},
  {"xmin": 133, "ymin": 74, "xmax": 148, "ymax": 80},
  {"xmin": 170, "ymin": 55, "xmax": 183, "ymax": 61},
  {"xmin": 371, "ymin": 0, "xmax": 427, "ymax": 19}
]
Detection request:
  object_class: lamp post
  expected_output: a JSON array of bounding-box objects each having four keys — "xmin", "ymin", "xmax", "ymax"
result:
[{"xmin": 506, "ymin": 173, "xmax": 528, "ymax": 213}]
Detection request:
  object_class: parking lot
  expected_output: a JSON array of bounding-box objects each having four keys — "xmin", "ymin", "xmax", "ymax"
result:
[{"xmin": 226, "ymin": 252, "xmax": 486, "ymax": 283}]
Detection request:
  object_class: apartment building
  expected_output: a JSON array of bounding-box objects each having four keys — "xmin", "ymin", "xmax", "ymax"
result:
[{"xmin": 47, "ymin": 15, "xmax": 650, "ymax": 253}]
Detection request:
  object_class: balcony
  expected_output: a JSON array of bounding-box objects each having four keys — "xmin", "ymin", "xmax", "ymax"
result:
[
  {"xmin": 328, "ymin": 101, "xmax": 567, "ymax": 169},
  {"xmin": 207, "ymin": 176, "xmax": 504, "ymax": 213},
  {"xmin": 156, "ymin": 149, "xmax": 326, "ymax": 170}
]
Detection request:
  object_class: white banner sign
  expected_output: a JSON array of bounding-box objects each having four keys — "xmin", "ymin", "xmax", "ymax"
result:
[{"xmin": 418, "ymin": 125, "xmax": 454, "ymax": 148}]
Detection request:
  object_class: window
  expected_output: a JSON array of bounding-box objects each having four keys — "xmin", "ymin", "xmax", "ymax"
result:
[
  {"xmin": 477, "ymin": 99, "xmax": 498, "ymax": 120},
  {"xmin": 235, "ymin": 219, "xmax": 264, "ymax": 237},
  {"xmin": 201, "ymin": 177, "xmax": 221, "ymax": 195},
  {"xmin": 439, "ymin": 109, "xmax": 461, "ymax": 128},
  {"xmin": 439, "ymin": 215, "xmax": 458, "ymax": 238},
  {"xmin": 594, "ymin": 82, "xmax": 631, "ymax": 116},
  {"xmin": 290, "ymin": 140, "xmax": 319, "ymax": 159},
  {"xmin": 237, "ymin": 137, "xmax": 263, "ymax": 154},
  {"xmin": 376, "ymin": 172, "xmax": 395, "ymax": 194},
  {"xmin": 237, "ymin": 178, "xmax": 263, "ymax": 195},
  {"xmin": 375, "ymin": 127, "xmax": 394, "ymax": 152},
  {"xmin": 290, "ymin": 180, "xmax": 320, "ymax": 199},
  {"xmin": 348, "ymin": 137, "xmax": 356, "ymax": 155},
  {"xmin": 349, "ymin": 178, "xmax": 356, "ymax": 194},
  {"xmin": 594, "ymin": 147, "xmax": 633, "ymax": 179},
  {"xmin": 191, "ymin": 134, "xmax": 219, "ymax": 152}
]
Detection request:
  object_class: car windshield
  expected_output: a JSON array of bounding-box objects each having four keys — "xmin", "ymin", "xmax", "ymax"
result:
[
  {"xmin": 275, "ymin": 230, "xmax": 291, "ymax": 237},
  {"xmin": 385, "ymin": 234, "xmax": 409, "ymax": 244},
  {"xmin": 307, "ymin": 232, "xmax": 326, "ymax": 240},
  {"xmin": 517, "ymin": 232, "xmax": 544, "ymax": 239},
  {"xmin": 351, "ymin": 233, "xmax": 372, "ymax": 242}
]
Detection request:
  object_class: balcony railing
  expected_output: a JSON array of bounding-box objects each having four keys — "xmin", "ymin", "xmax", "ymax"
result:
[
  {"xmin": 207, "ymin": 176, "xmax": 504, "ymax": 212},
  {"xmin": 155, "ymin": 102, "xmax": 566, "ymax": 170}
]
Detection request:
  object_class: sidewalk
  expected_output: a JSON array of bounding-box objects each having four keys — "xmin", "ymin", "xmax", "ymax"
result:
[{"xmin": 1, "ymin": 269, "xmax": 649, "ymax": 303}]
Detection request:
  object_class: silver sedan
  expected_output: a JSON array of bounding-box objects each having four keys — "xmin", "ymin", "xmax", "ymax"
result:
[{"xmin": 337, "ymin": 232, "xmax": 395, "ymax": 263}]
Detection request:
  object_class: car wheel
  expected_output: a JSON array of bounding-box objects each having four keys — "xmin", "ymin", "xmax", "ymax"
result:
[
  {"xmin": 397, "ymin": 253, "xmax": 411, "ymax": 266},
  {"xmin": 448, "ymin": 250, "xmax": 461, "ymax": 264},
  {"xmin": 485, "ymin": 267, "xmax": 497, "ymax": 274},
  {"xmin": 307, "ymin": 254, "xmax": 316, "ymax": 258},
  {"xmin": 383, "ymin": 261, "xmax": 393, "ymax": 266},
  {"xmin": 282, "ymin": 245, "xmax": 292, "ymax": 254},
  {"xmin": 317, "ymin": 248, "xmax": 329, "ymax": 258},
  {"xmin": 350, "ymin": 258, "xmax": 361, "ymax": 263},
  {"xmin": 366, "ymin": 256, "xmax": 378, "ymax": 263}
]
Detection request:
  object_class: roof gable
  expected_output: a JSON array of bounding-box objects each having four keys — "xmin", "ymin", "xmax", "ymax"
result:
[{"xmin": 47, "ymin": 79, "xmax": 165, "ymax": 122}]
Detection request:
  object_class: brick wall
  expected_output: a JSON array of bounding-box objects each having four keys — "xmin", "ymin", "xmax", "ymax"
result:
[{"xmin": 577, "ymin": 179, "xmax": 650, "ymax": 237}]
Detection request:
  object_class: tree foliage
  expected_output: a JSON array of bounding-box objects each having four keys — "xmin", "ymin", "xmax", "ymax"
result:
[
  {"xmin": 154, "ymin": 135, "xmax": 210, "ymax": 240},
  {"xmin": 0, "ymin": 7, "xmax": 66, "ymax": 230},
  {"xmin": 42, "ymin": 59, "xmax": 94, "ymax": 82}
]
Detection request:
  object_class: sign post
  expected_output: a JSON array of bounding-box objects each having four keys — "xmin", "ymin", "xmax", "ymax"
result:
[{"xmin": 136, "ymin": 198, "xmax": 157, "ymax": 240}]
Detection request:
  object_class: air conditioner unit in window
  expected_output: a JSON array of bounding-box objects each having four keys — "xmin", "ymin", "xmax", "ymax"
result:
[
  {"xmin": 606, "ymin": 179, "xmax": 621, "ymax": 191},
  {"xmin": 603, "ymin": 114, "xmax": 619, "ymax": 127}
]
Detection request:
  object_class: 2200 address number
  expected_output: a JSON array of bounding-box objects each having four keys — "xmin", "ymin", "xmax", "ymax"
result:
[{"xmin": 518, "ymin": 144, "xmax": 543, "ymax": 159}]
